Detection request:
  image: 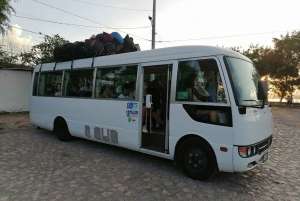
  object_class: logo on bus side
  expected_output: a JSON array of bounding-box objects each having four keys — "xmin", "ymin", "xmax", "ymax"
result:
[
  {"xmin": 126, "ymin": 102, "xmax": 138, "ymax": 123},
  {"xmin": 127, "ymin": 102, "xmax": 138, "ymax": 110}
]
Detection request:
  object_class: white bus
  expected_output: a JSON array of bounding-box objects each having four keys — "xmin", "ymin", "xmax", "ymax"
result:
[{"xmin": 30, "ymin": 46, "xmax": 273, "ymax": 181}]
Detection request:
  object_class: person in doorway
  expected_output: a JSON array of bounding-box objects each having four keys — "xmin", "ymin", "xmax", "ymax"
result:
[
  {"xmin": 55, "ymin": 83, "xmax": 62, "ymax": 96},
  {"xmin": 146, "ymin": 79, "xmax": 165, "ymax": 127}
]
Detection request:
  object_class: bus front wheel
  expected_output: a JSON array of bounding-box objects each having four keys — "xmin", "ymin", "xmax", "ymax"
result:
[
  {"xmin": 54, "ymin": 119, "xmax": 72, "ymax": 142},
  {"xmin": 178, "ymin": 137, "xmax": 217, "ymax": 181}
]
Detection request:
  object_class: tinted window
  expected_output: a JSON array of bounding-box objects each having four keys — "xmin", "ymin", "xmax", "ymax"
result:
[
  {"xmin": 63, "ymin": 69, "xmax": 94, "ymax": 98},
  {"xmin": 176, "ymin": 59, "xmax": 227, "ymax": 103},
  {"xmin": 38, "ymin": 72, "xmax": 63, "ymax": 96},
  {"xmin": 95, "ymin": 65, "xmax": 137, "ymax": 99}
]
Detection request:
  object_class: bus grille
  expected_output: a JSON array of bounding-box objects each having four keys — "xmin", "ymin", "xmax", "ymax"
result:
[{"xmin": 258, "ymin": 136, "xmax": 272, "ymax": 154}]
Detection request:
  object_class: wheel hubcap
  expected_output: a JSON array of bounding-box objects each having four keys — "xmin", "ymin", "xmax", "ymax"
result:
[{"xmin": 186, "ymin": 148, "xmax": 207, "ymax": 171}]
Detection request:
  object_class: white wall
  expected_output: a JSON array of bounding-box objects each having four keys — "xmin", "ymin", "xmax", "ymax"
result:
[{"xmin": 0, "ymin": 69, "xmax": 32, "ymax": 112}]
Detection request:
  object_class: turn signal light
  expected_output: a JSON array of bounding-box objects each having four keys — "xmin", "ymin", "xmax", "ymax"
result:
[{"xmin": 220, "ymin": 147, "xmax": 228, "ymax": 152}]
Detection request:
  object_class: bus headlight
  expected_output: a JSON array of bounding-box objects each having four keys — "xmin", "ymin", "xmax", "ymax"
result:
[{"xmin": 238, "ymin": 145, "xmax": 258, "ymax": 158}]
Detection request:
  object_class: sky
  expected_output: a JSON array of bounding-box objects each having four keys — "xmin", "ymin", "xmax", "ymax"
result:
[{"xmin": 6, "ymin": 0, "xmax": 300, "ymax": 51}]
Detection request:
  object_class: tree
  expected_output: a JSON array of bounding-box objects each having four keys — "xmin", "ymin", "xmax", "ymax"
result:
[
  {"xmin": 267, "ymin": 32, "xmax": 300, "ymax": 101},
  {"xmin": 230, "ymin": 31, "xmax": 300, "ymax": 102},
  {"xmin": 20, "ymin": 34, "xmax": 69, "ymax": 66},
  {"xmin": 0, "ymin": 34, "xmax": 30, "ymax": 68},
  {"xmin": 0, "ymin": 0, "xmax": 16, "ymax": 35}
]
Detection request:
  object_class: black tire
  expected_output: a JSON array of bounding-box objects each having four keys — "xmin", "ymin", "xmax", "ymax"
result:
[
  {"xmin": 178, "ymin": 137, "xmax": 217, "ymax": 181},
  {"xmin": 54, "ymin": 119, "xmax": 72, "ymax": 142}
]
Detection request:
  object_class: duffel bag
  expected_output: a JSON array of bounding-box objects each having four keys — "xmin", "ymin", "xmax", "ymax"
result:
[
  {"xmin": 104, "ymin": 42, "xmax": 117, "ymax": 54},
  {"xmin": 96, "ymin": 32, "xmax": 113, "ymax": 43},
  {"xmin": 53, "ymin": 43, "xmax": 75, "ymax": 61},
  {"xmin": 123, "ymin": 34, "xmax": 135, "ymax": 49},
  {"xmin": 111, "ymin": 32, "xmax": 124, "ymax": 44},
  {"xmin": 74, "ymin": 41, "xmax": 89, "ymax": 59},
  {"xmin": 84, "ymin": 39, "xmax": 104, "ymax": 51}
]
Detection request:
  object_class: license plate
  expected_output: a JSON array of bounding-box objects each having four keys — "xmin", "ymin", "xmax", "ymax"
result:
[{"xmin": 261, "ymin": 152, "xmax": 268, "ymax": 163}]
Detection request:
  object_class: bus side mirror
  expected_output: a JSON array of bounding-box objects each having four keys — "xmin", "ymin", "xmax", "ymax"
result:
[
  {"xmin": 257, "ymin": 81, "xmax": 268, "ymax": 100},
  {"xmin": 146, "ymin": 94, "xmax": 152, "ymax": 108}
]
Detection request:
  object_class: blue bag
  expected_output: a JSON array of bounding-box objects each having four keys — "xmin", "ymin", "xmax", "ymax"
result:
[{"xmin": 111, "ymin": 32, "xmax": 124, "ymax": 44}]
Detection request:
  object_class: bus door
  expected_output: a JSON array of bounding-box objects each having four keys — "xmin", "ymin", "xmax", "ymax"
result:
[{"xmin": 140, "ymin": 62, "xmax": 173, "ymax": 154}]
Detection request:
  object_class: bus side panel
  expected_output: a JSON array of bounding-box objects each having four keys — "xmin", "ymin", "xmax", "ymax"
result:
[
  {"xmin": 30, "ymin": 97, "xmax": 140, "ymax": 149},
  {"xmin": 169, "ymin": 104, "xmax": 234, "ymax": 171},
  {"xmin": 30, "ymin": 97, "xmax": 55, "ymax": 130}
]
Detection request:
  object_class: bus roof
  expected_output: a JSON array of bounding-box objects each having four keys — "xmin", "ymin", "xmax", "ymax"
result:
[{"xmin": 34, "ymin": 45, "xmax": 251, "ymax": 72}]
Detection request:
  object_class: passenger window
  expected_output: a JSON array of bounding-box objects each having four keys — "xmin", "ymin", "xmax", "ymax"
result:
[
  {"xmin": 38, "ymin": 72, "xmax": 62, "ymax": 96},
  {"xmin": 63, "ymin": 69, "xmax": 94, "ymax": 97},
  {"xmin": 176, "ymin": 59, "xmax": 227, "ymax": 103},
  {"xmin": 95, "ymin": 65, "xmax": 137, "ymax": 99}
]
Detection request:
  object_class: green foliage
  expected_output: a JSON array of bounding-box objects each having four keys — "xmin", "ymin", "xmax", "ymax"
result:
[
  {"xmin": 0, "ymin": 0, "xmax": 16, "ymax": 35},
  {"xmin": 0, "ymin": 45, "xmax": 20, "ymax": 68},
  {"xmin": 19, "ymin": 34, "xmax": 69, "ymax": 66},
  {"xmin": 230, "ymin": 32, "xmax": 300, "ymax": 101}
]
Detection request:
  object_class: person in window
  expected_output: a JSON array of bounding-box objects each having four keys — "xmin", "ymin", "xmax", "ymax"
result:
[
  {"xmin": 118, "ymin": 83, "xmax": 133, "ymax": 99},
  {"xmin": 55, "ymin": 83, "xmax": 62, "ymax": 96},
  {"xmin": 186, "ymin": 74, "xmax": 211, "ymax": 102},
  {"xmin": 129, "ymin": 81, "xmax": 136, "ymax": 99},
  {"xmin": 99, "ymin": 86, "xmax": 113, "ymax": 98},
  {"xmin": 186, "ymin": 74, "xmax": 217, "ymax": 122}
]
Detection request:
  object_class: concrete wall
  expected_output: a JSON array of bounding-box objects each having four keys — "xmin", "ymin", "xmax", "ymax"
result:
[{"xmin": 0, "ymin": 69, "xmax": 32, "ymax": 112}]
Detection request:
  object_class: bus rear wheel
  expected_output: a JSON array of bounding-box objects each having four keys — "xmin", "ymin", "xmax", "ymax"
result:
[
  {"xmin": 178, "ymin": 137, "xmax": 217, "ymax": 181},
  {"xmin": 54, "ymin": 119, "xmax": 72, "ymax": 142}
]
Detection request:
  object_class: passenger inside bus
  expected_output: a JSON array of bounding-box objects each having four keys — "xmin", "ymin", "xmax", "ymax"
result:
[
  {"xmin": 118, "ymin": 83, "xmax": 133, "ymax": 99},
  {"xmin": 128, "ymin": 81, "xmax": 136, "ymax": 99},
  {"xmin": 185, "ymin": 73, "xmax": 218, "ymax": 122},
  {"xmin": 99, "ymin": 86, "xmax": 113, "ymax": 98},
  {"xmin": 55, "ymin": 83, "xmax": 62, "ymax": 96}
]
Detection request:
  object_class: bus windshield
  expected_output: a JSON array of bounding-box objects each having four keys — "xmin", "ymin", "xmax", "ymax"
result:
[{"xmin": 226, "ymin": 57, "xmax": 261, "ymax": 107}]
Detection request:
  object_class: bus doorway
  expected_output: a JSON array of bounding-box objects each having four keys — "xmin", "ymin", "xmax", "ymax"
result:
[{"xmin": 141, "ymin": 63, "xmax": 172, "ymax": 154}]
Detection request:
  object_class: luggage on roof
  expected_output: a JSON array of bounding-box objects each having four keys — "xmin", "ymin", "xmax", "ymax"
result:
[{"xmin": 53, "ymin": 32, "xmax": 139, "ymax": 62}]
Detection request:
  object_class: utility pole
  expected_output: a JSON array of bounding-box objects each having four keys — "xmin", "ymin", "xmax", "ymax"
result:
[{"xmin": 151, "ymin": 0, "xmax": 156, "ymax": 49}]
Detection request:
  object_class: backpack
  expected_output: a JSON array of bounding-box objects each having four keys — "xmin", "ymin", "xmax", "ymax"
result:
[
  {"xmin": 96, "ymin": 32, "xmax": 113, "ymax": 43},
  {"xmin": 111, "ymin": 32, "xmax": 124, "ymax": 44}
]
